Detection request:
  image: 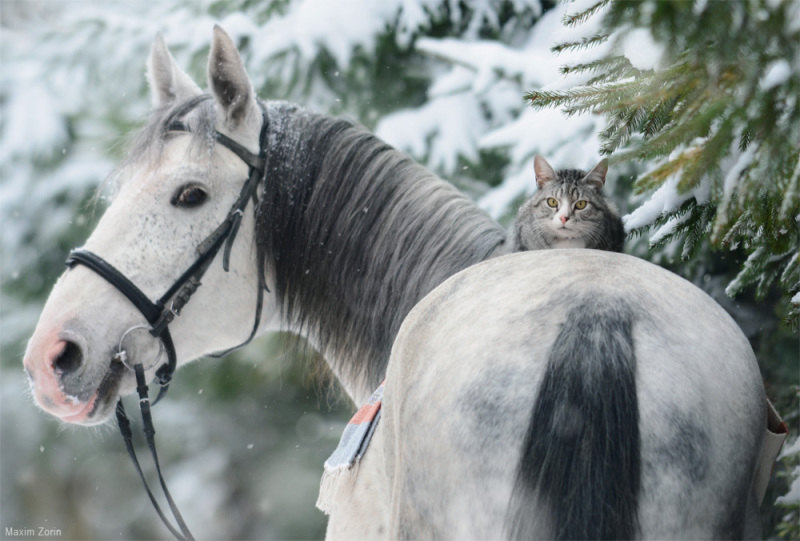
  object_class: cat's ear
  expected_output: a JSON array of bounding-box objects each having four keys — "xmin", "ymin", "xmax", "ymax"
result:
[
  {"xmin": 534, "ymin": 155, "xmax": 557, "ymax": 189},
  {"xmin": 584, "ymin": 159, "xmax": 609, "ymax": 189}
]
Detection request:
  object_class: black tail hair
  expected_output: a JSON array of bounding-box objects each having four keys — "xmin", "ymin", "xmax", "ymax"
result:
[{"xmin": 508, "ymin": 297, "xmax": 640, "ymax": 540}]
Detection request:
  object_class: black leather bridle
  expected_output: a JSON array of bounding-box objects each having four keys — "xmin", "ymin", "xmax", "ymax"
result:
[{"xmin": 64, "ymin": 101, "xmax": 270, "ymax": 540}]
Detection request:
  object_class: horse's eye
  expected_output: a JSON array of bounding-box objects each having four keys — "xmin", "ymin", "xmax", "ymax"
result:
[{"xmin": 171, "ymin": 184, "xmax": 208, "ymax": 208}]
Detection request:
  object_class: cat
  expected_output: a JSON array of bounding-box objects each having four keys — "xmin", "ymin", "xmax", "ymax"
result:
[{"xmin": 509, "ymin": 155, "xmax": 625, "ymax": 252}]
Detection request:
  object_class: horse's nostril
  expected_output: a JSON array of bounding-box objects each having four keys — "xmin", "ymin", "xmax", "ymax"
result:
[{"xmin": 52, "ymin": 340, "xmax": 83, "ymax": 374}]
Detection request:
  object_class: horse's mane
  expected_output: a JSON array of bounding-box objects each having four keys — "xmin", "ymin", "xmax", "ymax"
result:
[{"xmin": 125, "ymin": 96, "xmax": 506, "ymax": 394}]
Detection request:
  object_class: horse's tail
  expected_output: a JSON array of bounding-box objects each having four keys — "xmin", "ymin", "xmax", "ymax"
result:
[{"xmin": 507, "ymin": 297, "xmax": 640, "ymax": 540}]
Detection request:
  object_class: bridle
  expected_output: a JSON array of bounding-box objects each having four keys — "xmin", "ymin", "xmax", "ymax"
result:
[{"xmin": 64, "ymin": 99, "xmax": 270, "ymax": 540}]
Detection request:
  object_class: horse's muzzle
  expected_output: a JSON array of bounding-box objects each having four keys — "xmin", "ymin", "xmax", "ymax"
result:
[{"xmin": 24, "ymin": 329, "xmax": 124, "ymax": 425}]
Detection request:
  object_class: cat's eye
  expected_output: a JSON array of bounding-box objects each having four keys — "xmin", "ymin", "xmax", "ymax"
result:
[
  {"xmin": 546, "ymin": 197, "xmax": 559, "ymax": 208},
  {"xmin": 171, "ymin": 183, "xmax": 209, "ymax": 208},
  {"xmin": 575, "ymin": 200, "xmax": 588, "ymax": 210}
]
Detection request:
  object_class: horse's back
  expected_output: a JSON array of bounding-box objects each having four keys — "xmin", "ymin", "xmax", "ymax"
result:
[{"xmin": 381, "ymin": 250, "xmax": 765, "ymax": 539}]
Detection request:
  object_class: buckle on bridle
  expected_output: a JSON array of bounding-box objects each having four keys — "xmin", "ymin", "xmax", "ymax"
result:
[{"xmin": 150, "ymin": 277, "xmax": 201, "ymax": 337}]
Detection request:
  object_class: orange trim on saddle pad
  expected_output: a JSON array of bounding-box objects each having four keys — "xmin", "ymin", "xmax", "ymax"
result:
[{"xmin": 317, "ymin": 382, "xmax": 385, "ymax": 515}]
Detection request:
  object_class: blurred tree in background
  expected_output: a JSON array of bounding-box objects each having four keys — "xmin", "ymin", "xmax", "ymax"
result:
[
  {"xmin": 529, "ymin": 0, "xmax": 799, "ymax": 319},
  {"xmin": 527, "ymin": 1, "xmax": 800, "ymax": 535},
  {"xmin": 0, "ymin": 0, "xmax": 796, "ymax": 538}
]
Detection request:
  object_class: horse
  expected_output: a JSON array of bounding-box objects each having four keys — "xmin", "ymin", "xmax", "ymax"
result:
[{"xmin": 23, "ymin": 26, "xmax": 771, "ymax": 539}]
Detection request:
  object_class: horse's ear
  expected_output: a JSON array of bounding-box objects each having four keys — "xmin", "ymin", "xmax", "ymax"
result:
[
  {"xmin": 533, "ymin": 155, "xmax": 557, "ymax": 189},
  {"xmin": 208, "ymin": 25, "xmax": 258, "ymax": 129},
  {"xmin": 147, "ymin": 34, "xmax": 202, "ymax": 108},
  {"xmin": 584, "ymin": 158, "xmax": 608, "ymax": 189}
]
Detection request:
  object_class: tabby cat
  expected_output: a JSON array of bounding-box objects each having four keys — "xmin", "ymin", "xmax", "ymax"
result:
[{"xmin": 509, "ymin": 155, "xmax": 625, "ymax": 252}]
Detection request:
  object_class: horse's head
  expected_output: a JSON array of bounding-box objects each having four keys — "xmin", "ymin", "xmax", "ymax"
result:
[{"xmin": 24, "ymin": 27, "xmax": 273, "ymax": 425}]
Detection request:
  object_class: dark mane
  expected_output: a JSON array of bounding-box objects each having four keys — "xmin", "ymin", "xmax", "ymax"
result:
[
  {"xmin": 256, "ymin": 102, "xmax": 505, "ymax": 391},
  {"xmin": 123, "ymin": 97, "xmax": 505, "ymax": 394}
]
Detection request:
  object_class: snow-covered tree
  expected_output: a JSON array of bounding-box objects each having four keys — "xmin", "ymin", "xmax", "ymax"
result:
[
  {"xmin": 1, "ymin": 1, "xmax": 795, "ymax": 538},
  {"xmin": 524, "ymin": 2, "xmax": 800, "ymax": 535},
  {"xmin": 527, "ymin": 0, "xmax": 799, "ymax": 319}
]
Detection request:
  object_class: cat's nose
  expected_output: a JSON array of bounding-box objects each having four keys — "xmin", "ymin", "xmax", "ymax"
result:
[{"xmin": 560, "ymin": 215, "xmax": 569, "ymax": 224}]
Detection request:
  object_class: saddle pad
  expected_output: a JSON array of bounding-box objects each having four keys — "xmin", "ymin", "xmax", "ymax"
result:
[{"xmin": 317, "ymin": 382, "xmax": 385, "ymax": 514}]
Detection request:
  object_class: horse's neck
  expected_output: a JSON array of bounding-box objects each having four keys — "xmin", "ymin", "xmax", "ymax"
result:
[{"xmin": 259, "ymin": 102, "xmax": 506, "ymax": 403}]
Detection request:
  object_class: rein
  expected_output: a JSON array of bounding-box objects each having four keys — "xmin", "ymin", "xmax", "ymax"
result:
[{"xmin": 64, "ymin": 101, "xmax": 270, "ymax": 540}]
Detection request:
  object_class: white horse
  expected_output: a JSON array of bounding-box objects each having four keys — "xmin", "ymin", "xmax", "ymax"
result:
[{"xmin": 24, "ymin": 27, "xmax": 773, "ymax": 539}]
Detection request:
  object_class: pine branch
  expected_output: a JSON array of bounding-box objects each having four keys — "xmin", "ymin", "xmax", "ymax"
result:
[
  {"xmin": 531, "ymin": 0, "xmax": 800, "ymax": 327},
  {"xmin": 560, "ymin": 55, "xmax": 638, "ymax": 85},
  {"xmin": 552, "ymin": 33, "xmax": 609, "ymax": 54},
  {"xmin": 631, "ymin": 159, "xmax": 683, "ymax": 193},
  {"xmin": 562, "ymin": 0, "xmax": 610, "ymax": 28},
  {"xmin": 599, "ymin": 105, "xmax": 648, "ymax": 154},
  {"xmin": 780, "ymin": 251, "xmax": 799, "ymax": 300},
  {"xmin": 680, "ymin": 204, "xmax": 714, "ymax": 262},
  {"xmin": 781, "ymin": 152, "xmax": 800, "ymax": 219}
]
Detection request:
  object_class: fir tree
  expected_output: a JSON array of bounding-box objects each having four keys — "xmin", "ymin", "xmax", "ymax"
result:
[
  {"xmin": 527, "ymin": 3, "xmax": 800, "ymax": 535},
  {"xmin": 527, "ymin": 0, "xmax": 800, "ymax": 322}
]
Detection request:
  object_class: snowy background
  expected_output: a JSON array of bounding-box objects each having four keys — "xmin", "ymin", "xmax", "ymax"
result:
[{"xmin": 1, "ymin": 0, "xmax": 795, "ymax": 539}]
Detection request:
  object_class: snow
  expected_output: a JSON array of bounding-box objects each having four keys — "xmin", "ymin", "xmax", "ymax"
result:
[
  {"xmin": 722, "ymin": 146, "xmax": 756, "ymax": 201},
  {"xmin": 623, "ymin": 169, "xmax": 711, "ymax": 234},
  {"xmin": 416, "ymin": 37, "xmax": 536, "ymax": 91},
  {"xmin": 789, "ymin": 0, "xmax": 800, "ymax": 33},
  {"xmin": 760, "ymin": 59, "xmax": 792, "ymax": 90},
  {"xmin": 724, "ymin": 247, "xmax": 765, "ymax": 297},
  {"xmin": 693, "ymin": 0, "xmax": 709, "ymax": 16},
  {"xmin": 377, "ymin": 4, "xmax": 597, "ymax": 176},
  {"xmin": 428, "ymin": 65, "xmax": 476, "ymax": 96},
  {"xmin": 377, "ymin": 0, "xmax": 611, "ymax": 218},
  {"xmin": 260, "ymin": 0, "xmax": 399, "ymax": 67},
  {"xmin": 648, "ymin": 212, "xmax": 691, "ymax": 245},
  {"xmin": 0, "ymin": 73, "xmax": 68, "ymax": 161},
  {"xmin": 778, "ymin": 467, "xmax": 800, "ymax": 505},
  {"xmin": 711, "ymin": 140, "xmax": 757, "ymax": 236},
  {"xmin": 480, "ymin": 158, "xmax": 536, "ymax": 216},
  {"xmin": 781, "ymin": 433, "xmax": 800, "ymax": 459},
  {"xmin": 2, "ymin": 1, "xmax": 796, "ymax": 538},
  {"xmin": 377, "ymin": 92, "xmax": 485, "ymax": 172},
  {"xmin": 777, "ymin": 436, "xmax": 800, "ymax": 505},
  {"xmin": 619, "ymin": 27, "xmax": 665, "ymax": 71}
]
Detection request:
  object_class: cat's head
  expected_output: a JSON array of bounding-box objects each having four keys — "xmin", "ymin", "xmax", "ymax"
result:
[
  {"xmin": 514, "ymin": 155, "xmax": 621, "ymax": 251},
  {"xmin": 534, "ymin": 154, "xmax": 607, "ymax": 192}
]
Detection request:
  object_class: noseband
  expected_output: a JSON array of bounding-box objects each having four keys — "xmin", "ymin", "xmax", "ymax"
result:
[{"xmin": 64, "ymin": 100, "xmax": 270, "ymax": 540}]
